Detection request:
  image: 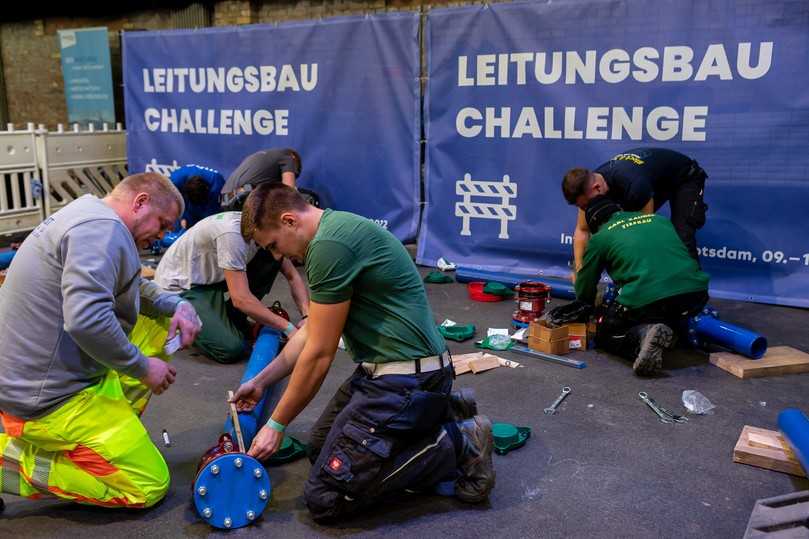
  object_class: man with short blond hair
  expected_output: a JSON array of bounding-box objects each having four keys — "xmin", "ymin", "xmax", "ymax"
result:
[{"xmin": 0, "ymin": 172, "xmax": 201, "ymax": 510}]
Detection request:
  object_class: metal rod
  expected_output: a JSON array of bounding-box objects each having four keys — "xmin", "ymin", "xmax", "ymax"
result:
[{"xmin": 509, "ymin": 344, "xmax": 586, "ymax": 369}]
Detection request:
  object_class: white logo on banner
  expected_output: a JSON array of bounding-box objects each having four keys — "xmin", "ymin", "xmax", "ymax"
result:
[
  {"xmin": 145, "ymin": 158, "xmax": 180, "ymax": 177},
  {"xmin": 455, "ymin": 173, "xmax": 517, "ymax": 239}
]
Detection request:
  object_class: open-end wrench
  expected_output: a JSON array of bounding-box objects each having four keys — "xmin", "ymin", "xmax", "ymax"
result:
[
  {"xmin": 638, "ymin": 392, "xmax": 688, "ymax": 424},
  {"xmin": 544, "ymin": 386, "xmax": 571, "ymax": 415}
]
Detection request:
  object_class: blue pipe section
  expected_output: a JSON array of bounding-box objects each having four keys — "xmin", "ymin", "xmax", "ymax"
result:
[
  {"xmin": 224, "ymin": 327, "xmax": 281, "ymax": 449},
  {"xmin": 778, "ymin": 408, "xmax": 809, "ymax": 475},
  {"xmin": 0, "ymin": 250, "xmax": 15, "ymax": 270},
  {"xmin": 687, "ymin": 310, "xmax": 767, "ymax": 359},
  {"xmin": 455, "ymin": 267, "xmax": 577, "ymax": 300},
  {"xmin": 160, "ymin": 229, "xmax": 185, "ymax": 249}
]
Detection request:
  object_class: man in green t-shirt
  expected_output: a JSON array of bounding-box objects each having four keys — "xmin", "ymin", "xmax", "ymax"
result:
[
  {"xmin": 230, "ymin": 183, "xmax": 495, "ymax": 522},
  {"xmin": 575, "ymin": 196, "xmax": 710, "ymax": 375}
]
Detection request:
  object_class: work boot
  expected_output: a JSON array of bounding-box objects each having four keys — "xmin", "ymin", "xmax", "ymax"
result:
[
  {"xmin": 632, "ymin": 324, "xmax": 674, "ymax": 376},
  {"xmin": 455, "ymin": 415, "xmax": 495, "ymax": 503},
  {"xmin": 449, "ymin": 388, "xmax": 478, "ymax": 420}
]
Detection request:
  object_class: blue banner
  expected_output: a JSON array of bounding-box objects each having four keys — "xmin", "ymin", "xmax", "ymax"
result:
[
  {"xmin": 59, "ymin": 27, "xmax": 116, "ymax": 126},
  {"xmin": 418, "ymin": 0, "xmax": 809, "ymax": 307},
  {"xmin": 123, "ymin": 14, "xmax": 420, "ymax": 241}
]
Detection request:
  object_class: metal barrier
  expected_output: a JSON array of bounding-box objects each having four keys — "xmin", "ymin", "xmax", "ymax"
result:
[
  {"xmin": 0, "ymin": 123, "xmax": 42, "ymax": 234},
  {"xmin": 0, "ymin": 123, "xmax": 127, "ymax": 235},
  {"xmin": 39, "ymin": 123, "xmax": 127, "ymax": 217}
]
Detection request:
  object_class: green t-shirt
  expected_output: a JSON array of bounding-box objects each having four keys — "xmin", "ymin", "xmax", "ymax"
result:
[
  {"xmin": 305, "ymin": 210, "xmax": 446, "ymax": 364},
  {"xmin": 575, "ymin": 211, "xmax": 709, "ymax": 309}
]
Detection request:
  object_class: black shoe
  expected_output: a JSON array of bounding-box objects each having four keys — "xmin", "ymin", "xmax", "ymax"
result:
[
  {"xmin": 0, "ymin": 496, "xmax": 4, "ymax": 514},
  {"xmin": 455, "ymin": 415, "xmax": 495, "ymax": 503},
  {"xmin": 449, "ymin": 388, "xmax": 478, "ymax": 420},
  {"xmin": 633, "ymin": 324, "xmax": 674, "ymax": 375}
]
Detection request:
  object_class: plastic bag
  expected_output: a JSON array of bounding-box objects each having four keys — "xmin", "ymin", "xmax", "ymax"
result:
[
  {"xmin": 681, "ymin": 390, "xmax": 716, "ymax": 415},
  {"xmin": 475, "ymin": 334, "xmax": 514, "ymax": 351}
]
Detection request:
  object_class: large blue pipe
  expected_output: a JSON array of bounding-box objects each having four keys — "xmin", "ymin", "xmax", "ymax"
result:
[
  {"xmin": 687, "ymin": 311, "xmax": 767, "ymax": 359},
  {"xmin": 224, "ymin": 327, "xmax": 281, "ymax": 448},
  {"xmin": 0, "ymin": 250, "xmax": 15, "ymax": 270},
  {"xmin": 455, "ymin": 267, "xmax": 577, "ymax": 300},
  {"xmin": 160, "ymin": 229, "xmax": 185, "ymax": 249},
  {"xmin": 778, "ymin": 408, "xmax": 809, "ymax": 476}
]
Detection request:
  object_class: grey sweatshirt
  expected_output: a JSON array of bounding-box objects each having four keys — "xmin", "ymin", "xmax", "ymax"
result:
[{"xmin": 0, "ymin": 195, "xmax": 182, "ymax": 419}]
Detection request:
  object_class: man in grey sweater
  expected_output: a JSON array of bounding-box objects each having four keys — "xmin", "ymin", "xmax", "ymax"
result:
[{"xmin": 0, "ymin": 172, "xmax": 201, "ymax": 510}]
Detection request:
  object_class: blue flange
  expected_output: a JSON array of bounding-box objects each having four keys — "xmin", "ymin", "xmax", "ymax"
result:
[{"xmin": 193, "ymin": 453, "xmax": 271, "ymax": 529}]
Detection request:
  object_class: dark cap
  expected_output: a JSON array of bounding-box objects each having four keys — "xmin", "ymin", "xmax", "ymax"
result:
[{"xmin": 585, "ymin": 195, "xmax": 621, "ymax": 233}]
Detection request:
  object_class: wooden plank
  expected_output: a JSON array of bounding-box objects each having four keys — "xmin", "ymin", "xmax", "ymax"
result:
[
  {"xmin": 452, "ymin": 352, "xmax": 504, "ymax": 375},
  {"xmin": 710, "ymin": 346, "xmax": 809, "ymax": 379},
  {"xmin": 469, "ymin": 355, "xmax": 501, "ymax": 374},
  {"xmin": 733, "ymin": 425, "xmax": 806, "ymax": 477},
  {"xmin": 747, "ymin": 431, "xmax": 786, "ymax": 451},
  {"xmin": 227, "ymin": 390, "xmax": 245, "ymax": 453}
]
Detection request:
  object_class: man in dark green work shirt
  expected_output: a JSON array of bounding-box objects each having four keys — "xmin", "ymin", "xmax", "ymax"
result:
[
  {"xmin": 230, "ymin": 183, "xmax": 495, "ymax": 521},
  {"xmin": 575, "ymin": 196, "xmax": 710, "ymax": 375}
]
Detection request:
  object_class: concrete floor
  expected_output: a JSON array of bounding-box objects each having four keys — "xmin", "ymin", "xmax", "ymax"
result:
[{"xmin": 2, "ymin": 268, "xmax": 809, "ymax": 538}]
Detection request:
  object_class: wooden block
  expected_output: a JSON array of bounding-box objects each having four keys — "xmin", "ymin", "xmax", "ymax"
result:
[
  {"xmin": 452, "ymin": 352, "xmax": 486, "ymax": 364},
  {"xmin": 710, "ymin": 346, "xmax": 809, "ymax": 379},
  {"xmin": 452, "ymin": 352, "xmax": 504, "ymax": 375},
  {"xmin": 469, "ymin": 355, "xmax": 501, "ymax": 374},
  {"xmin": 733, "ymin": 425, "xmax": 806, "ymax": 477},
  {"xmin": 747, "ymin": 431, "xmax": 790, "ymax": 452}
]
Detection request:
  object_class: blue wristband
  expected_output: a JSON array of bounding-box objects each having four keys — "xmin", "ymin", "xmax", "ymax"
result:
[
  {"xmin": 266, "ymin": 417, "xmax": 286, "ymax": 433},
  {"xmin": 283, "ymin": 322, "xmax": 295, "ymax": 336}
]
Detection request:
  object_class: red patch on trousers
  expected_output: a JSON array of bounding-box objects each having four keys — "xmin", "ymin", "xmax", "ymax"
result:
[
  {"xmin": 328, "ymin": 456, "xmax": 343, "ymax": 472},
  {"xmin": 65, "ymin": 445, "xmax": 119, "ymax": 476},
  {"xmin": 0, "ymin": 412, "xmax": 26, "ymax": 437}
]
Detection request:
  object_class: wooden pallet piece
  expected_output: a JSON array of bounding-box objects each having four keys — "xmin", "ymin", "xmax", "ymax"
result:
[
  {"xmin": 452, "ymin": 352, "xmax": 502, "ymax": 375},
  {"xmin": 469, "ymin": 355, "xmax": 501, "ymax": 374},
  {"xmin": 733, "ymin": 425, "xmax": 806, "ymax": 477},
  {"xmin": 710, "ymin": 346, "xmax": 809, "ymax": 379}
]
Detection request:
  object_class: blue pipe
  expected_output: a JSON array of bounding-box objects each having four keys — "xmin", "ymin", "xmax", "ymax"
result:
[
  {"xmin": 0, "ymin": 250, "xmax": 15, "ymax": 270},
  {"xmin": 455, "ymin": 267, "xmax": 577, "ymax": 300},
  {"xmin": 687, "ymin": 311, "xmax": 767, "ymax": 359},
  {"xmin": 160, "ymin": 229, "xmax": 185, "ymax": 249},
  {"xmin": 778, "ymin": 408, "xmax": 809, "ymax": 475},
  {"xmin": 224, "ymin": 327, "xmax": 281, "ymax": 448}
]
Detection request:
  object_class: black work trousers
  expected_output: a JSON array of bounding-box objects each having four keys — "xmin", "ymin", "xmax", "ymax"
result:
[
  {"xmin": 304, "ymin": 364, "xmax": 458, "ymax": 522},
  {"xmin": 596, "ymin": 290, "xmax": 709, "ymax": 361},
  {"xmin": 668, "ymin": 163, "xmax": 708, "ymax": 263}
]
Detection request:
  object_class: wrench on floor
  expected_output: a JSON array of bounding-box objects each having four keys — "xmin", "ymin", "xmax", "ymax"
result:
[{"xmin": 544, "ymin": 386, "xmax": 572, "ymax": 415}]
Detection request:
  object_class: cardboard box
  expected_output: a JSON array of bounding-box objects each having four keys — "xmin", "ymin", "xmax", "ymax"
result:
[
  {"xmin": 528, "ymin": 320, "xmax": 568, "ymax": 342},
  {"xmin": 566, "ymin": 322, "xmax": 589, "ymax": 350},
  {"xmin": 528, "ymin": 336, "xmax": 570, "ymax": 355}
]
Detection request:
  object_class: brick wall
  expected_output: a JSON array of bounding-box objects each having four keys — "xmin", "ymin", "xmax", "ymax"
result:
[{"xmin": 0, "ymin": 0, "xmax": 508, "ymax": 128}]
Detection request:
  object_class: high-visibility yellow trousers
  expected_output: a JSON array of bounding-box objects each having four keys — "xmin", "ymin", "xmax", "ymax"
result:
[{"xmin": 0, "ymin": 315, "xmax": 172, "ymax": 508}]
